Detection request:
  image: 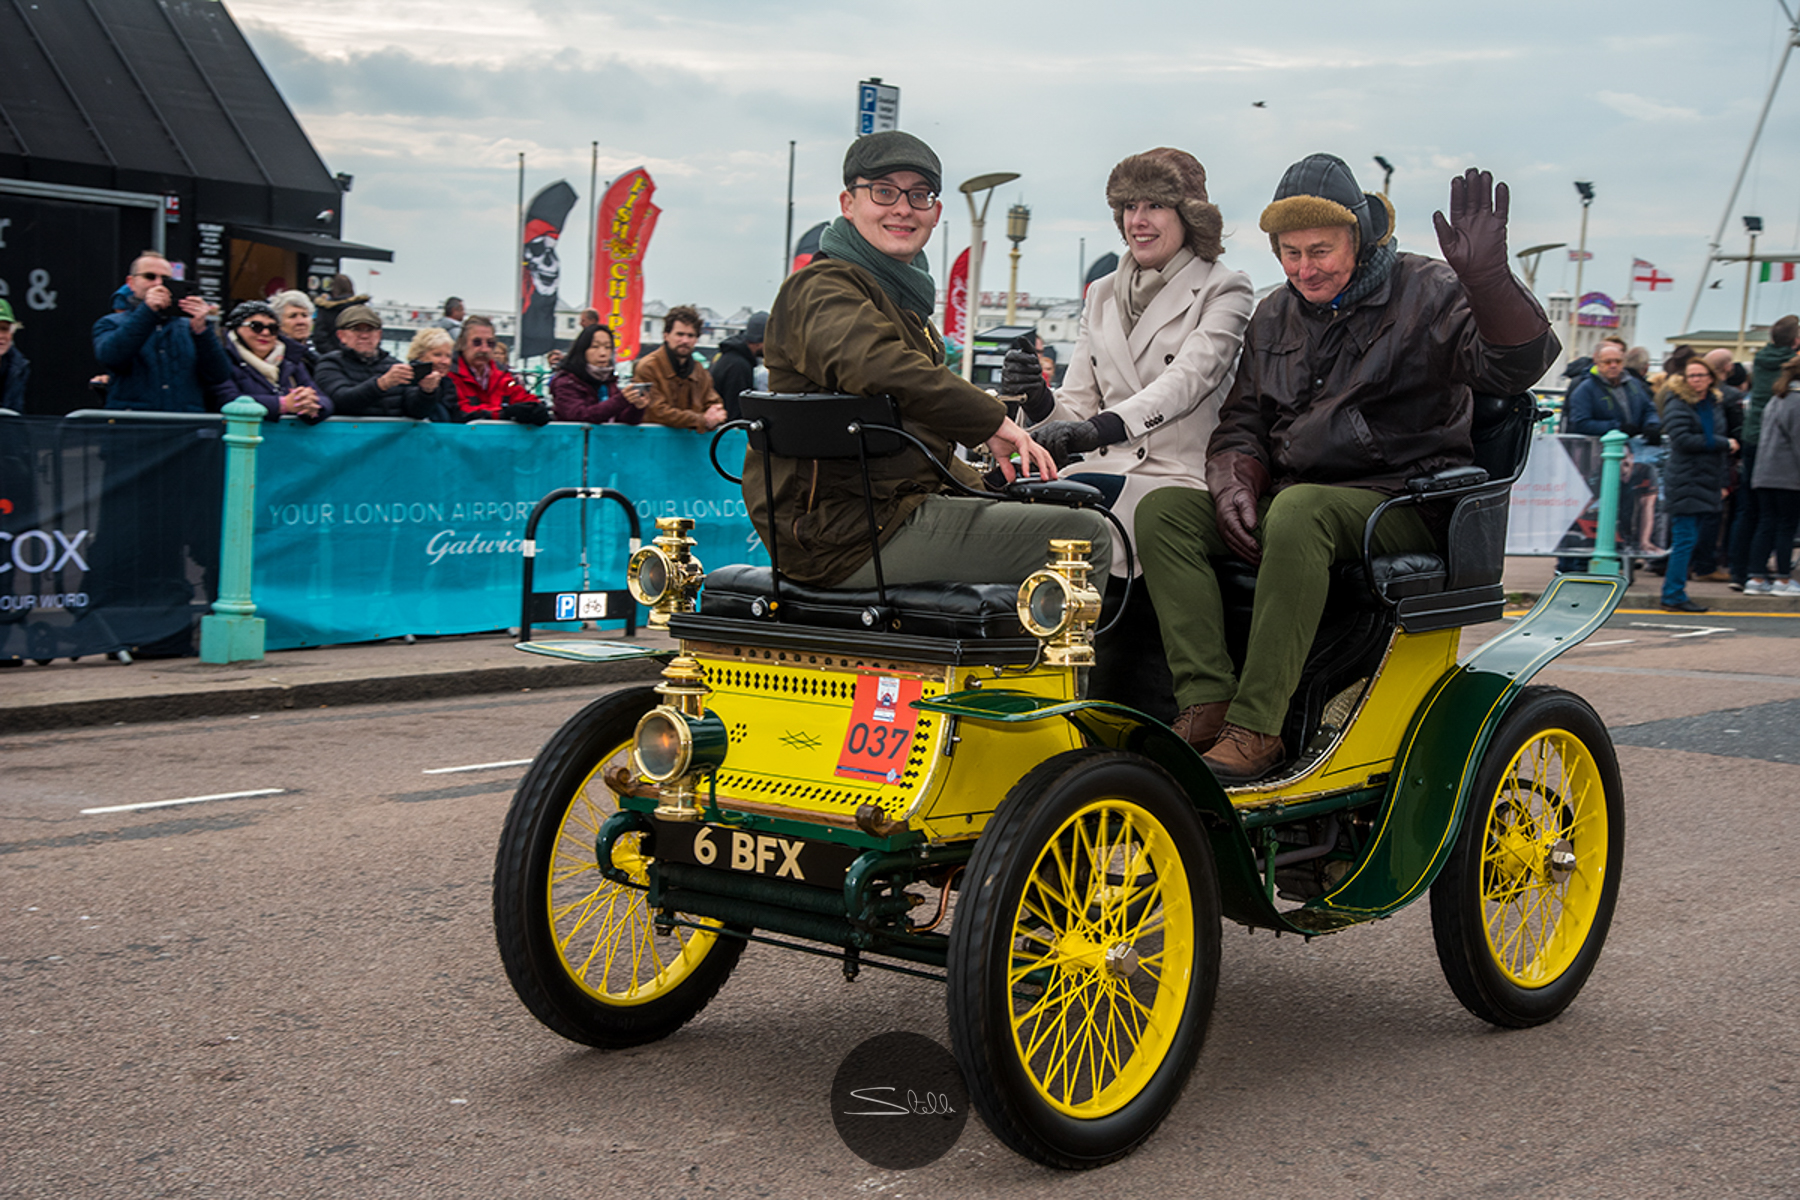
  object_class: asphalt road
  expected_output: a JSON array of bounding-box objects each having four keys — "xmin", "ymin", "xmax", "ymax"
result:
[{"xmin": 4, "ymin": 624, "xmax": 1798, "ymax": 1199}]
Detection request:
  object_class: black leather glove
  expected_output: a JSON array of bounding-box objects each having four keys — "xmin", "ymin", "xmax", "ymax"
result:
[
  {"xmin": 1206, "ymin": 452, "xmax": 1272, "ymax": 565},
  {"xmin": 501, "ymin": 401, "xmax": 552, "ymax": 427},
  {"xmin": 1000, "ymin": 347, "xmax": 1055, "ymax": 422},
  {"xmin": 1433, "ymin": 168, "xmax": 1548, "ymax": 347},
  {"xmin": 1029, "ymin": 419, "xmax": 1103, "ymax": 468}
]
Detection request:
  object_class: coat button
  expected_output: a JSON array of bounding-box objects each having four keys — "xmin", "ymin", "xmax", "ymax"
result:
[
  {"xmin": 1097, "ymin": 446, "xmax": 1108, "ymax": 456},
  {"xmin": 1136, "ymin": 447, "xmax": 1146, "ymax": 459},
  {"xmin": 1165, "ymin": 354, "xmax": 1175, "ymax": 364},
  {"xmin": 1091, "ymin": 357, "xmax": 1098, "ymax": 367}
]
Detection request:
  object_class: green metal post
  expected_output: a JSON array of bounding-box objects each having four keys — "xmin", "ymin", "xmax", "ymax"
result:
[
  {"xmin": 200, "ymin": 397, "xmax": 266, "ymax": 663},
  {"xmin": 1588, "ymin": 429, "xmax": 1629, "ymax": 577}
]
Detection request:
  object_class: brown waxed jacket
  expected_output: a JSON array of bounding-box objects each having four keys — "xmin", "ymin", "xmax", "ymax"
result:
[
  {"xmin": 1209, "ymin": 252, "xmax": 1559, "ymax": 495},
  {"xmin": 636, "ymin": 345, "xmax": 721, "ymax": 431},
  {"xmin": 747, "ymin": 257, "xmax": 1006, "ymax": 587}
]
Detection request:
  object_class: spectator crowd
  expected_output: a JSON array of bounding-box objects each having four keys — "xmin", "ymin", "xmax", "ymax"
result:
[{"xmin": 72, "ymin": 254, "xmax": 769, "ymax": 437}]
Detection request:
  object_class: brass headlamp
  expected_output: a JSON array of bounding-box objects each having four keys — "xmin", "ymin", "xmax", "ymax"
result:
[
  {"xmin": 632, "ymin": 652, "xmax": 727, "ymax": 821},
  {"xmin": 627, "ymin": 517, "xmax": 705, "ymax": 629},
  {"xmin": 1017, "ymin": 539, "xmax": 1103, "ymax": 666}
]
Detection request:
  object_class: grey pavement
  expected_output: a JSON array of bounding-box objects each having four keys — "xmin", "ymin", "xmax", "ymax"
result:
[{"xmin": 3, "ymin": 556, "xmax": 1794, "ymax": 733}]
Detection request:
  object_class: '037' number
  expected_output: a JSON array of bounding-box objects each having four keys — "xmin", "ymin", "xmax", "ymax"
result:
[{"xmin": 845, "ymin": 722, "xmax": 912, "ymax": 759}]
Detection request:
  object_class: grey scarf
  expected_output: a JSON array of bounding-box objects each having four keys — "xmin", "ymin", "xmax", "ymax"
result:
[
  {"xmin": 817, "ymin": 217, "xmax": 937, "ymax": 318},
  {"xmin": 1117, "ymin": 246, "xmax": 1195, "ymax": 332}
]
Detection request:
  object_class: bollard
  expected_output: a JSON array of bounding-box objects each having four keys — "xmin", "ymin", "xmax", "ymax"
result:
[
  {"xmin": 1587, "ymin": 429, "xmax": 1629, "ymax": 578},
  {"xmin": 199, "ymin": 397, "xmax": 266, "ymax": 663}
]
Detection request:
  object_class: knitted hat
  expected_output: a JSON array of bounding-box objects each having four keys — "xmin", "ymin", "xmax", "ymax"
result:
[
  {"xmin": 744, "ymin": 311, "xmax": 769, "ymax": 342},
  {"xmin": 842, "ymin": 131, "xmax": 942, "ymax": 195},
  {"xmin": 1259, "ymin": 153, "xmax": 1395, "ymax": 260},
  {"xmin": 223, "ymin": 300, "xmax": 278, "ymax": 330},
  {"xmin": 1106, "ymin": 148, "xmax": 1223, "ymax": 262}
]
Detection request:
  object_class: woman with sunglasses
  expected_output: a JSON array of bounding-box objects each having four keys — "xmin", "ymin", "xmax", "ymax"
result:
[{"xmin": 212, "ymin": 300, "xmax": 331, "ymax": 423}]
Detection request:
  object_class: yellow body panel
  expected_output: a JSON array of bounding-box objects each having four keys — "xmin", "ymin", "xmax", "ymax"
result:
[
  {"xmin": 687, "ymin": 639, "xmax": 1079, "ymax": 843},
  {"xmin": 1230, "ymin": 627, "xmax": 1461, "ymax": 809}
]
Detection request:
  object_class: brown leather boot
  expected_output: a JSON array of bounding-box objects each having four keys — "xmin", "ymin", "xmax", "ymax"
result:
[
  {"xmin": 1172, "ymin": 702, "xmax": 1230, "ymax": 752},
  {"xmin": 1202, "ymin": 723, "xmax": 1285, "ymax": 784}
]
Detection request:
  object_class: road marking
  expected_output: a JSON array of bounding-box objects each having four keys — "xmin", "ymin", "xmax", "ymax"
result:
[
  {"xmin": 81, "ymin": 788, "xmax": 286, "ymax": 815},
  {"xmin": 1626, "ymin": 622, "xmax": 1735, "ymax": 638},
  {"xmin": 1574, "ymin": 639, "xmax": 1637, "ymax": 648},
  {"xmin": 423, "ymin": 759, "xmax": 533, "ymax": 775}
]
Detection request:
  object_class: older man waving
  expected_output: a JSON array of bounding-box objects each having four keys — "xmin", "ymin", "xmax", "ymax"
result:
[{"xmin": 1137, "ymin": 155, "xmax": 1560, "ymax": 782}]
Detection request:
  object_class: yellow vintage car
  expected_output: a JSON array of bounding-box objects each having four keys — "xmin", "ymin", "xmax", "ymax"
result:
[{"xmin": 493, "ymin": 390, "xmax": 1625, "ymax": 1168}]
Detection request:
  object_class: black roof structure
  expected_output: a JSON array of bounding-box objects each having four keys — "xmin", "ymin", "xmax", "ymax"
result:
[{"xmin": 0, "ymin": 0, "xmax": 385, "ymax": 257}]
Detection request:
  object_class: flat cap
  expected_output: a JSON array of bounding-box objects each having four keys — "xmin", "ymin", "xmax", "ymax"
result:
[
  {"xmin": 336, "ymin": 304, "xmax": 382, "ymax": 329},
  {"xmin": 842, "ymin": 131, "xmax": 941, "ymax": 195}
]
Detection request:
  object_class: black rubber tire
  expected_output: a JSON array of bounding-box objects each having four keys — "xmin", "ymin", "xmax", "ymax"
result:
[
  {"xmin": 493, "ymin": 687, "xmax": 745, "ymax": 1048},
  {"xmin": 1430, "ymin": 685, "xmax": 1625, "ymax": 1028},
  {"xmin": 946, "ymin": 749, "xmax": 1221, "ymax": 1169}
]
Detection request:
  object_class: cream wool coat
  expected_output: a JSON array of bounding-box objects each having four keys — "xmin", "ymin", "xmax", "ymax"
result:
[{"xmin": 1049, "ymin": 254, "xmax": 1254, "ymax": 574}]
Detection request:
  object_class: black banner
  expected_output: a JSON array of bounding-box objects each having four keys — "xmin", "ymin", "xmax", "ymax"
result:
[
  {"xmin": 520, "ymin": 181, "xmax": 578, "ymax": 361},
  {"xmin": 1, "ymin": 415, "xmax": 224, "ymax": 662}
]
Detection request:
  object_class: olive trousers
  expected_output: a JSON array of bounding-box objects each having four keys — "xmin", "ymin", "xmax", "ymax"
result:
[
  {"xmin": 1136, "ymin": 483, "xmax": 1435, "ymax": 736},
  {"xmin": 839, "ymin": 495, "xmax": 1112, "ymax": 588}
]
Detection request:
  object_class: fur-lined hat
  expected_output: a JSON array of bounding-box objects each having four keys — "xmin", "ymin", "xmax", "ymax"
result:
[
  {"xmin": 1259, "ymin": 153, "xmax": 1395, "ymax": 260},
  {"xmin": 1106, "ymin": 148, "xmax": 1224, "ymax": 262}
]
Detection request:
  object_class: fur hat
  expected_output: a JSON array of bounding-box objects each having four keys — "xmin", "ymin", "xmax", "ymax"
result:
[
  {"xmin": 1259, "ymin": 153, "xmax": 1395, "ymax": 260},
  {"xmin": 1106, "ymin": 148, "xmax": 1224, "ymax": 262}
]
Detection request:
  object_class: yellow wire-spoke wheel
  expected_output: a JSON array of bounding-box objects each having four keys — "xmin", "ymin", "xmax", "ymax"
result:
[
  {"xmin": 1478, "ymin": 729, "xmax": 1607, "ymax": 987},
  {"xmin": 494, "ymin": 688, "xmax": 746, "ymax": 1048},
  {"xmin": 948, "ymin": 750, "xmax": 1220, "ymax": 1170},
  {"xmin": 1431, "ymin": 686, "xmax": 1624, "ymax": 1029},
  {"xmin": 1007, "ymin": 799, "xmax": 1194, "ymax": 1118},
  {"xmin": 546, "ymin": 754, "xmax": 721, "ymax": 1006}
]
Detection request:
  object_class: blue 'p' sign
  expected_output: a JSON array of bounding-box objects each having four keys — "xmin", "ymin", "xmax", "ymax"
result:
[{"xmin": 555, "ymin": 593, "xmax": 578, "ymax": 621}]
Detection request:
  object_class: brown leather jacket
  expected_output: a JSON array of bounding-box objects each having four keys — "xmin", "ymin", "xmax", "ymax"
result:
[
  {"xmin": 1210, "ymin": 253, "xmax": 1558, "ymax": 495},
  {"xmin": 747, "ymin": 258, "xmax": 1005, "ymax": 587},
  {"xmin": 635, "ymin": 344, "xmax": 720, "ymax": 431}
]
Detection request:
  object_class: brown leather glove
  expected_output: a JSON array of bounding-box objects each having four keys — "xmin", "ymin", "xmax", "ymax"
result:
[
  {"xmin": 1207, "ymin": 452, "xmax": 1271, "ymax": 565},
  {"xmin": 1432, "ymin": 168, "xmax": 1549, "ymax": 348}
]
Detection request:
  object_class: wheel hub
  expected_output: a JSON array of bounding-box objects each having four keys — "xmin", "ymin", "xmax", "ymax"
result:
[
  {"xmin": 1104, "ymin": 942, "xmax": 1140, "ymax": 979},
  {"xmin": 1546, "ymin": 838, "xmax": 1576, "ymax": 883}
]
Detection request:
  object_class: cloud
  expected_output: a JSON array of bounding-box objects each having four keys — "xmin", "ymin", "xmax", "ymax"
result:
[{"xmin": 1595, "ymin": 92, "xmax": 1704, "ymax": 123}]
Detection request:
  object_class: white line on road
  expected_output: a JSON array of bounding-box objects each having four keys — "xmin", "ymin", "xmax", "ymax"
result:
[
  {"xmin": 81, "ymin": 788, "xmax": 286, "ymax": 815},
  {"xmin": 422, "ymin": 760, "xmax": 533, "ymax": 775},
  {"xmin": 1627, "ymin": 622, "xmax": 1736, "ymax": 638},
  {"xmin": 1575, "ymin": 639, "xmax": 1638, "ymax": 648}
]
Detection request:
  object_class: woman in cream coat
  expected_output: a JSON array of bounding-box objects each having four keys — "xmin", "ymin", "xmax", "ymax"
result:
[{"xmin": 1005, "ymin": 147, "xmax": 1253, "ymax": 715}]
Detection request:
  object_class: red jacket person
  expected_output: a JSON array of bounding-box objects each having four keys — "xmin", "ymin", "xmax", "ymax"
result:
[{"xmin": 1136, "ymin": 154, "xmax": 1559, "ymax": 782}]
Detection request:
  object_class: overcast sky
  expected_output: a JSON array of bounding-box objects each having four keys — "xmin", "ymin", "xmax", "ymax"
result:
[{"xmin": 230, "ymin": 0, "xmax": 1800, "ymax": 352}]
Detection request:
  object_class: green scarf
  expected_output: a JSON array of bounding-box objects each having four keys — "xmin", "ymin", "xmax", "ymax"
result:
[{"xmin": 818, "ymin": 217, "xmax": 937, "ymax": 318}]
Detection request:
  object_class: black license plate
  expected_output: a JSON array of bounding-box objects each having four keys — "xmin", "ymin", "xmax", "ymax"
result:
[{"xmin": 654, "ymin": 820, "xmax": 861, "ymax": 890}]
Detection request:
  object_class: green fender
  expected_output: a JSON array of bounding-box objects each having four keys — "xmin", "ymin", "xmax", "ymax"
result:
[{"xmin": 913, "ymin": 573, "xmax": 1624, "ymax": 935}]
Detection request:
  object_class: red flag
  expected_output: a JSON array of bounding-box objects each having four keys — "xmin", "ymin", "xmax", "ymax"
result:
[
  {"xmin": 592, "ymin": 168, "xmax": 658, "ymax": 361},
  {"xmin": 945, "ymin": 247, "xmax": 971, "ymax": 347}
]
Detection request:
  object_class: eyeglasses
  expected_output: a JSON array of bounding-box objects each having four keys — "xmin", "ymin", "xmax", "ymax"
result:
[
  {"xmin": 342, "ymin": 324, "xmax": 380, "ymax": 333},
  {"xmin": 244, "ymin": 321, "xmax": 279, "ymax": 335},
  {"xmin": 850, "ymin": 183, "xmax": 938, "ymax": 211},
  {"xmin": 468, "ymin": 337, "xmax": 496, "ymax": 348},
  {"xmin": 136, "ymin": 272, "xmax": 168, "ymax": 282}
]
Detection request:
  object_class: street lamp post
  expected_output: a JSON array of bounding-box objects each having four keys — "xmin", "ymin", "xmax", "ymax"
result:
[
  {"xmin": 958, "ymin": 171, "xmax": 1020, "ymax": 381},
  {"xmin": 1570, "ymin": 181, "xmax": 1595, "ymax": 358},
  {"xmin": 1738, "ymin": 215, "xmax": 1763, "ymax": 360},
  {"xmin": 1005, "ymin": 203, "xmax": 1031, "ymax": 325},
  {"xmin": 1515, "ymin": 242, "xmax": 1567, "ymax": 293},
  {"xmin": 1374, "ymin": 155, "xmax": 1394, "ymax": 197}
]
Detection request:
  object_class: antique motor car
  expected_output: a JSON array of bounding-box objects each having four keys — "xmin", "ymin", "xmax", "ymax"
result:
[{"xmin": 493, "ymin": 389, "xmax": 1625, "ymax": 1169}]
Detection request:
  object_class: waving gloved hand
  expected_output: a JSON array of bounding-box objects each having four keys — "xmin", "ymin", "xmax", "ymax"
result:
[
  {"xmin": 1433, "ymin": 168, "xmax": 1547, "ymax": 347},
  {"xmin": 501, "ymin": 401, "xmax": 553, "ymax": 427},
  {"xmin": 1206, "ymin": 452, "xmax": 1272, "ymax": 565},
  {"xmin": 999, "ymin": 344, "xmax": 1055, "ymax": 422}
]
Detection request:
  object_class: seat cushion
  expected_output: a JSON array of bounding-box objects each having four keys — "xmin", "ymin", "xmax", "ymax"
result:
[{"xmin": 699, "ymin": 564, "xmax": 1025, "ymax": 639}]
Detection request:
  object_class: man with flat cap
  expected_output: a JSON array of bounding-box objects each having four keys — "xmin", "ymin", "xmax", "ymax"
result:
[
  {"xmin": 1136, "ymin": 155, "xmax": 1560, "ymax": 782},
  {"xmin": 748, "ymin": 130, "xmax": 1108, "ymax": 589}
]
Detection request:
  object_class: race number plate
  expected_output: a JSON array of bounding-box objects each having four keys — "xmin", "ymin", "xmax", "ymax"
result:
[
  {"xmin": 655, "ymin": 820, "xmax": 861, "ymax": 890},
  {"xmin": 834, "ymin": 674, "xmax": 923, "ymax": 784}
]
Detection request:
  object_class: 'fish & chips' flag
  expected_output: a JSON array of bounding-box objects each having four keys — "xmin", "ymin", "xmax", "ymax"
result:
[{"xmin": 592, "ymin": 169, "xmax": 659, "ymax": 361}]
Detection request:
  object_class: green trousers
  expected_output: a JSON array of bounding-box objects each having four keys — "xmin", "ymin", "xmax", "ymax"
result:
[
  {"xmin": 840, "ymin": 495, "xmax": 1112, "ymax": 588},
  {"xmin": 1136, "ymin": 484, "xmax": 1434, "ymax": 735}
]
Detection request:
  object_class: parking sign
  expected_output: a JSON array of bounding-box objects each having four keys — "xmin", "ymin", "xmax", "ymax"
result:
[{"xmin": 856, "ymin": 79, "xmax": 900, "ymax": 136}]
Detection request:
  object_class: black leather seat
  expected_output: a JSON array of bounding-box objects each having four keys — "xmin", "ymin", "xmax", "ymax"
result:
[{"xmin": 700, "ymin": 564, "xmax": 1024, "ymax": 639}]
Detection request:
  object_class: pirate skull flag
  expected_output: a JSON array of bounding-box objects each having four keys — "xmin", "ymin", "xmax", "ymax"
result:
[{"xmin": 519, "ymin": 180, "xmax": 579, "ymax": 360}]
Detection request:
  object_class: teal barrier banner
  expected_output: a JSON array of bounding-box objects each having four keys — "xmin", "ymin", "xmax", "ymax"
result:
[{"xmin": 254, "ymin": 420, "xmax": 765, "ymax": 649}]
